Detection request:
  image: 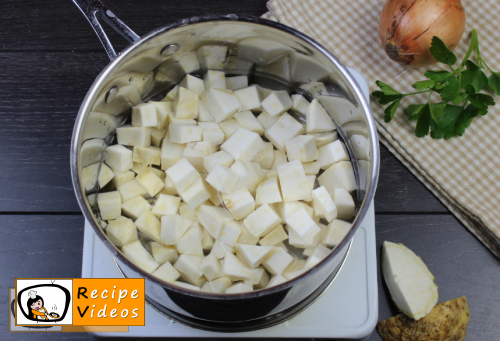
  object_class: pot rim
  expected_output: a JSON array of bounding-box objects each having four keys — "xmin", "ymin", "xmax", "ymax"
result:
[{"xmin": 71, "ymin": 14, "xmax": 380, "ymax": 300}]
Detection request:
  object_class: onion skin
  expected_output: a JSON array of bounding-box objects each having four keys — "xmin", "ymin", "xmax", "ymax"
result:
[{"xmin": 379, "ymin": 0, "xmax": 466, "ymax": 68}]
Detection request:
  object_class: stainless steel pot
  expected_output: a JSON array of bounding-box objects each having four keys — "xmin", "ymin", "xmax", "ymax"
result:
[{"xmin": 70, "ymin": 0, "xmax": 379, "ymax": 332}]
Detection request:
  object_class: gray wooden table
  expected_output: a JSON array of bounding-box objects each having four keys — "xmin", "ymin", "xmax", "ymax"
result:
[{"xmin": 1, "ymin": 1, "xmax": 499, "ymax": 340}]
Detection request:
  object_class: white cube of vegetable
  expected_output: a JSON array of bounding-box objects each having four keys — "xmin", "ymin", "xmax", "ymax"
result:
[
  {"xmin": 310, "ymin": 131, "xmax": 338, "ymax": 148},
  {"xmin": 255, "ymin": 177, "xmax": 282, "ymax": 206},
  {"xmin": 162, "ymin": 176, "xmax": 178, "ymax": 196},
  {"xmin": 201, "ymin": 175, "xmax": 222, "ymax": 207},
  {"xmin": 286, "ymin": 207, "xmax": 321, "ymax": 246},
  {"xmin": 200, "ymin": 253, "xmax": 221, "ymax": 281},
  {"xmin": 173, "ymin": 87, "xmax": 199, "ymax": 120},
  {"xmin": 318, "ymin": 161, "xmax": 356, "ymax": 193},
  {"xmin": 205, "ymin": 164, "xmax": 239, "ymax": 194},
  {"xmin": 177, "ymin": 225, "xmax": 203, "ymax": 256},
  {"xmin": 179, "ymin": 202, "xmax": 197, "ymax": 221},
  {"xmin": 172, "ymin": 281, "xmax": 200, "ymax": 291},
  {"xmin": 261, "ymin": 91, "xmax": 293, "ymax": 117},
  {"xmin": 136, "ymin": 168, "xmax": 165, "ymax": 197},
  {"xmin": 212, "ymin": 239, "xmax": 235, "ymax": 259},
  {"xmin": 106, "ymin": 145, "xmax": 133, "ymax": 172},
  {"xmin": 198, "ymin": 205, "xmax": 234, "ymax": 239},
  {"xmin": 201, "ymin": 227, "xmax": 215, "ymax": 251},
  {"xmin": 163, "ymin": 85, "xmax": 178, "ymax": 102},
  {"xmin": 259, "ymin": 225, "xmax": 288, "ymax": 246},
  {"xmin": 197, "ymin": 45, "xmax": 227, "ymax": 71},
  {"xmin": 204, "ymin": 277, "xmax": 232, "ymax": 293},
  {"xmin": 168, "ymin": 111, "xmax": 197, "ymax": 125},
  {"xmin": 267, "ymin": 274, "xmax": 287, "ymax": 288},
  {"xmin": 135, "ymin": 210, "xmax": 161, "ymax": 243},
  {"xmin": 178, "ymin": 177, "xmax": 211, "ymax": 210},
  {"xmin": 106, "ymin": 216, "xmax": 138, "ymax": 247},
  {"xmin": 262, "ymin": 247, "xmax": 293, "ymax": 275},
  {"xmin": 118, "ymin": 179, "xmax": 148, "ymax": 202},
  {"xmin": 152, "ymin": 261, "xmax": 180, "ymax": 283},
  {"xmin": 270, "ymin": 150, "xmax": 287, "ymax": 170},
  {"xmin": 198, "ymin": 122, "xmax": 224, "ymax": 145},
  {"xmin": 150, "ymin": 128, "xmax": 167, "ymax": 147},
  {"xmin": 291, "ymin": 94, "xmax": 310, "ymax": 116},
  {"xmin": 230, "ymin": 160, "xmax": 257, "ymax": 191},
  {"xmin": 235, "ymin": 244, "xmax": 273, "ymax": 268},
  {"xmin": 151, "ymin": 194, "xmax": 181, "ymax": 217},
  {"xmin": 256, "ymin": 111, "xmax": 280, "ymax": 131},
  {"xmin": 286, "ymin": 135, "xmax": 318, "ymax": 162},
  {"xmin": 278, "ymin": 160, "xmax": 311, "ymax": 202},
  {"xmin": 161, "ymin": 214, "xmax": 192, "ymax": 245},
  {"xmin": 251, "ymin": 142, "xmax": 274, "ymax": 170},
  {"xmin": 112, "ymin": 169, "xmax": 135, "ymax": 188},
  {"xmin": 122, "ymin": 196, "xmax": 152, "ymax": 220},
  {"xmin": 203, "ymin": 151, "xmax": 234, "ymax": 173},
  {"xmin": 180, "ymin": 273, "xmax": 207, "ymax": 287},
  {"xmin": 179, "ymin": 74, "xmax": 205, "ymax": 95},
  {"xmin": 225, "ymin": 282, "xmax": 253, "ymax": 293},
  {"xmin": 305, "ymin": 244, "xmax": 331, "ymax": 269},
  {"xmin": 350, "ymin": 134, "xmax": 370, "ymax": 160},
  {"xmin": 226, "ymin": 75, "xmax": 248, "ymax": 91},
  {"xmin": 97, "ymin": 191, "xmax": 122, "ymax": 220},
  {"xmin": 132, "ymin": 103, "xmax": 158, "ymax": 127},
  {"xmin": 132, "ymin": 146, "xmax": 161, "ymax": 167},
  {"xmin": 257, "ymin": 86, "xmax": 277, "ymax": 101},
  {"xmin": 174, "ymin": 254, "xmax": 204, "ymax": 280},
  {"xmin": 219, "ymin": 221, "xmax": 243, "ymax": 247},
  {"xmin": 219, "ymin": 118, "xmax": 242, "ymax": 141},
  {"xmin": 201, "ymin": 88, "xmax": 241, "ymax": 123},
  {"xmin": 221, "ymin": 128, "xmax": 265, "ymax": 162},
  {"xmin": 306, "ymin": 99, "xmax": 336, "ymax": 133},
  {"xmin": 323, "ymin": 219, "xmax": 351, "ymax": 247},
  {"xmin": 203, "ymin": 70, "xmax": 226, "ymax": 90},
  {"xmin": 248, "ymin": 162, "xmax": 267, "ymax": 195},
  {"xmin": 237, "ymin": 225, "xmax": 260, "ymax": 245},
  {"xmin": 131, "ymin": 162, "xmax": 147, "ymax": 174},
  {"xmin": 150, "ymin": 242, "xmax": 178, "ymax": 265},
  {"xmin": 116, "ymin": 126, "xmax": 151, "ymax": 147},
  {"xmin": 81, "ymin": 163, "xmax": 115, "ymax": 191},
  {"xmin": 302, "ymin": 161, "xmax": 321, "ymax": 175},
  {"xmin": 243, "ymin": 204, "xmax": 282, "ymax": 238},
  {"xmin": 221, "ymin": 188, "xmax": 255, "ymax": 220},
  {"xmin": 318, "ymin": 140, "xmax": 349, "ymax": 170},
  {"xmin": 265, "ymin": 113, "xmax": 304, "ymax": 152},
  {"xmin": 169, "ymin": 124, "xmax": 203, "ymax": 144},
  {"xmin": 249, "ymin": 267, "xmax": 269, "ymax": 288},
  {"xmin": 122, "ymin": 240, "xmax": 159, "ymax": 273},
  {"xmin": 183, "ymin": 141, "xmax": 214, "ymax": 172},
  {"xmin": 198, "ymin": 100, "xmax": 214, "ymax": 122},
  {"xmin": 332, "ymin": 188, "xmax": 355, "ymax": 220},
  {"xmin": 306, "ymin": 175, "xmax": 316, "ymax": 192},
  {"xmin": 161, "ymin": 138, "xmax": 186, "ymax": 170},
  {"xmin": 311, "ymin": 186, "xmax": 337, "ymax": 223},
  {"xmin": 234, "ymin": 85, "xmax": 262, "ymax": 112},
  {"xmin": 166, "ymin": 158, "xmax": 200, "ymax": 193},
  {"xmin": 234, "ymin": 110, "xmax": 264, "ymax": 136},
  {"xmin": 153, "ymin": 102, "xmax": 172, "ymax": 130},
  {"xmin": 225, "ymin": 56, "xmax": 253, "ymax": 73},
  {"xmin": 222, "ymin": 252, "xmax": 252, "ymax": 281}
]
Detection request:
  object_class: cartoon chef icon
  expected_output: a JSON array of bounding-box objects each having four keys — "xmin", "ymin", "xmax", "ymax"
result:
[{"xmin": 27, "ymin": 290, "xmax": 49, "ymax": 320}]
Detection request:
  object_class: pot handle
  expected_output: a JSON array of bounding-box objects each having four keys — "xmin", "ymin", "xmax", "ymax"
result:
[{"xmin": 72, "ymin": 0, "xmax": 140, "ymax": 60}]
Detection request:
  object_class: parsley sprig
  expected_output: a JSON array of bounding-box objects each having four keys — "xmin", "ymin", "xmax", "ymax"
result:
[{"xmin": 373, "ymin": 29, "xmax": 499, "ymax": 139}]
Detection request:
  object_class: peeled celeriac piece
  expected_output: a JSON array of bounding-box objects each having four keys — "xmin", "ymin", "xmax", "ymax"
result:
[
  {"xmin": 310, "ymin": 131, "xmax": 338, "ymax": 148},
  {"xmin": 306, "ymin": 99, "xmax": 336, "ymax": 133},
  {"xmin": 150, "ymin": 242, "xmax": 178, "ymax": 265},
  {"xmin": 255, "ymin": 177, "xmax": 282, "ymax": 206},
  {"xmin": 219, "ymin": 221, "xmax": 243, "ymax": 247},
  {"xmin": 106, "ymin": 145, "xmax": 133, "ymax": 172},
  {"xmin": 122, "ymin": 196, "xmax": 152, "ymax": 220},
  {"xmin": 152, "ymin": 261, "xmax": 181, "ymax": 283},
  {"xmin": 97, "ymin": 191, "xmax": 122, "ymax": 220},
  {"xmin": 176, "ymin": 225, "xmax": 203, "ymax": 256},
  {"xmin": 261, "ymin": 91, "xmax": 293, "ymax": 117},
  {"xmin": 169, "ymin": 124, "xmax": 203, "ymax": 144},
  {"xmin": 204, "ymin": 70, "xmax": 226, "ymax": 90},
  {"xmin": 81, "ymin": 163, "xmax": 115, "ymax": 191},
  {"xmin": 230, "ymin": 160, "xmax": 257, "ymax": 191},
  {"xmin": 198, "ymin": 205, "xmax": 234, "ymax": 239},
  {"xmin": 267, "ymin": 274, "xmax": 287, "ymax": 288},
  {"xmin": 203, "ymin": 151, "xmax": 234, "ymax": 174},
  {"xmin": 132, "ymin": 103, "xmax": 159, "ymax": 127},
  {"xmin": 332, "ymin": 188, "xmax": 355, "ymax": 220},
  {"xmin": 106, "ymin": 216, "xmax": 138, "ymax": 247},
  {"xmin": 285, "ymin": 207, "xmax": 321, "ymax": 246},
  {"xmin": 153, "ymin": 102, "xmax": 172, "ymax": 130},
  {"xmin": 203, "ymin": 277, "xmax": 232, "ymax": 293},
  {"xmin": 161, "ymin": 214, "xmax": 192, "ymax": 245},
  {"xmin": 221, "ymin": 252, "xmax": 252, "ymax": 281},
  {"xmin": 221, "ymin": 128, "xmax": 265, "ymax": 162},
  {"xmin": 178, "ymin": 177, "xmax": 211, "ymax": 210},
  {"xmin": 234, "ymin": 110, "xmax": 265, "ymax": 135},
  {"xmin": 172, "ymin": 281, "xmax": 200, "ymax": 291},
  {"xmin": 259, "ymin": 225, "xmax": 288, "ymax": 246},
  {"xmin": 198, "ymin": 100, "xmax": 214, "ymax": 122},
  {"xmin": 249, "ymin": 267, "xmax": 270, "ymax": 289},
  {"xmin": 173, "ymin": 87, "xmax": 199, "ymax": 119},
  {"xmin": 291, "ymin": 94, "xmax": 309, "ymax": 116},
  {"xmin": 161, "ymin": 138, "xmax": 186, "ymax": 170},
  {"xmin": 179, "ymin": 74, "xmax": 205, "ymax": 95},
  {"xmin": 256, "ymin": 111, "xmax": 281, "ymax": 131},
  {"xmin": 200, "ymin": 253, "xmax": 221, "ymax": 281},
  {"xmin": 225, "ymin": 75, "xmax": 248, "ymax": 91},
  {"xmin": 265, "ymin": 113, "xmax": 304, "ymax": 153},
  {"xmin": 318, "ymin": 140, "xmax": 349, "ymax": 170},
  {"xmin": 118, "ymin": 179, "xmax": 148, "ymax": 203},
  {"xmin": 318, "ymin": 161, "xmax": 356, "ymax": 193},
  {"xmin": 226, "ymin": 282, "xmax": 253, "ymax": 294},
  {"xmin": 243, "ymin": 204, "xmax": 283, "ymax": 238},
  {"xmin": 262, "ymin": 247, "xmax": 293, "ymax": 275},
  {"xmin": 219, "ymin": 118, "xmax": 242, "ymax": 141},
  {"xmin": 174, "ymin": 254, "xmax": 204, "ymax": 280},
  {"xmin": 302, "ymin": 161, "xmax": 320, "ymax": 175},
  {"xmin": 382, "ymin": 241, "xmax": 438, "ymax": 321},
  {"xmin": 212, "ymin": 239, "xmax": 235, "ymax": 259},
  {"xmin": 286, "ymin": 135, "xmax": 318, "ymax": 162},
  {"xmin": 132, "ymin": 146, "xmax": 161, "ymax": 167},
  {"xmin": 201, "ymin": 88, "xmax": 241, "ymax": 123},
  {"xmin": 278, "ymin": 160, "xmax": 311, "ymax": 202},
  {"xmin": 136, "ymin": 168, "xmax": 165, "ymax": 197},
  {"xmin": 205, "ymin": 164, "xmax": 239, "ymax": 194},
  {"xmin": 163, "ymin": 85, "xmax": 178, "ymax": 102},
  {"xmin": 198, "ymin": 122, "xmax": 224, "ymax": 145},
  {"xmin": 322, "ymin": 219, "xmax": 351, "ymax": 247},
  {"xmin": 311, "ymin": 186, "xmax": 337, "ymax": 223},
  {"xmin": 234, "ymin": 85, "xmax": 262, "ymax": 112},
  {"xmin": 116, "ymin": 126, "xmax": 151, "ymax": 147},
  {"xmin": 377, "ymin": 296, "xmax": 470, "ymax": 341},
  {"xmin": 166, "ymin": 158, "xmax": 200, "ymax": 193},
  {"xmin": 152, "ymin": 194, "xmax": 181, "ymax": 217},
  {"xmin": 270, "ymin": 150, "xmax": 287, "ymax": 170},
  {"xmin": 196, "ymin": 45, "xmax": 227, "ymax": 71},
  {"xmin": 274, "ymin": 201, "xmax": 314, "ymax": 221},
  {"xmin": 135, "ymin": 210, "xmax": 161, "ymax": 243},
  {"xmin": 122, "ymin": 240, "xmax": 159, "ymax": 274},
  {"xmin": 183, "ymin": 141, "xmax": 214, "ymax": 172},
  {"xmin": 251, "ymin": 142, "xmax": 274, "ymax": 170},
  {"xmin": 235, "ymin": 244, "xmax": 273, "ymax": 269},
  {"xmin": 222, "ymin": 188, "xmax": 255, "ymax": 220}
]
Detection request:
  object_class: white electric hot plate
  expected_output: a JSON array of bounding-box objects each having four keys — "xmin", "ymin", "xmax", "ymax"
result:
[{"xmin": 81, "ymin": 69, "xmax": 378, "ymax": 339}]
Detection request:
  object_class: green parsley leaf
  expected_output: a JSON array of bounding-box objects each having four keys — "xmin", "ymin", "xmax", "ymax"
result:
[
  {"xmin": 489, "ymin": 72, "xmax": 500, "ymax": 95},
  {"xmin": 425, "ymin": 70, "xmax": 453, "ymax": 83},
  {"xmin": 372, "ymin": 90, "xmax": 404, "ymax": 104},
  {"xmin": 468, "ymin": 93, "xmax": 495, "ymax": 109},
  {"xmin": 384, "ymin": 99, "xmax": 402, "ymax": 123},
  {"xmin": 430, "ymin": 104, "xmax": 464, "ymax": 139},
  {"xmin": 407, "ymin": 104, "xmax": 426, "ymax": 121},
  {"xmin": 375, "ymin": 80, "xmax": 401, "ymax": 95},
  {"xmin": 429, "ymin": 102, "xmax": 447, "ymax": 121},
  {"xmin": 461, "ymin": 60, "xmax": 488, "ymax": 92},
  {"xmin": 452, "ymin": 92, "xmax": 468, "ymax": 104},
  {"xmin": 465, "ymin": 103, "xmax": 487, "ymax": 118},
  {"xmin": 415, "ymin": 104, "xmax": 431, "ymax": 137},
  {"xmin": 440, "ymin": 76, "xmax": 460, "ymax": 102},
  {"xmin": 429, "ymin": 36, "xmax": 457, "ymax": 66},
  {"xmin": 412, "ymin": 80, "xmax": 435, "ymax": 90}
]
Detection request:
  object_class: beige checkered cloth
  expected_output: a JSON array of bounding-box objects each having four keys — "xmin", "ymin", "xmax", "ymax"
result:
[{"xmin": 263, "ymin": 0, "xmax": 500, "ymax": 258}]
